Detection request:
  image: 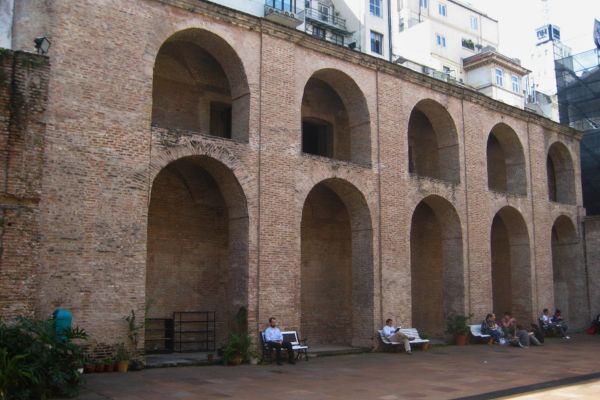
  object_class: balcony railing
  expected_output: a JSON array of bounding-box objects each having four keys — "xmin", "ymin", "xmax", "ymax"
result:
[
  {"xmin": 264, "ymin": 0, "xmax": 305, "ymax": 28},
  {"xmin": 304, "ymin": 7, "xmax": 347, "ymax": 32}
]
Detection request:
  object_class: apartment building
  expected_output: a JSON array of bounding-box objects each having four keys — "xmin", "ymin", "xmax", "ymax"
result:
[{"xmin": 391, "ymin": 0, "xmax": 529, "ymax": 108}]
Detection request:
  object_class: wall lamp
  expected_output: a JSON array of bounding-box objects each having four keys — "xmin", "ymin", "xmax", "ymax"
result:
[{"xmin": 34, "ymin": 37, "xmax": 51, "ymax": 55}]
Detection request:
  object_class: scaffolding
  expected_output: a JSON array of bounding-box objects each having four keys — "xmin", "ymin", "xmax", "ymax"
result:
[{"xmin": 555, "ymin": 48, "xmax": 600, "ymax": 214}]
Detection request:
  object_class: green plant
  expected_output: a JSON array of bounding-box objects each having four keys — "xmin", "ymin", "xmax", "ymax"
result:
[
  {"xmin": 115, "ymin": 343, "xmax": 129, "ymax": 362},
  {"xmin": 0, "ymin": 316, "xmax": 88, "ymax": 399},
  {"xmin": 124, "ymin": 310, "xmax": 143, "ymax": 359},
  {"xmin": 445, "ymin": 314, "xmax": 473, "ymax": 336},
  {"xmin": 420, "ymin": 332, "xmax": 430, "ymax": 340},
  {"xmin": 221, "ymin": 332, "xmax": 252, "ymax": 365}
]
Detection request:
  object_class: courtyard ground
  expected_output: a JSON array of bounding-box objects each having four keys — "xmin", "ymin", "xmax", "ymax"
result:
[{"xmin": 76, "ymin": 333, "xmax": 600, "ymax": 399}]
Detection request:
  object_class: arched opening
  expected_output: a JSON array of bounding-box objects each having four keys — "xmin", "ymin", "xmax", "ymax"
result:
[
  {"xmin": 410, "ymin": 195, "xmax": 464, "ymax": 337},
  {"xmin": 145, "ymin": 156, "xmax": 248, "ymax": 352},
  {"xmin": 301, "ymin": 69, "xmax": 371, "ymax": 165},
  {"xmin": 490, "ymin": 207, "xmax": 531, "ymax": 322},
  {"xmin": 547, "ymin": 142, "xmax": 576, "ymax": 204},
  {"xmin": 487, "ymin": 124, "xmax": 527, "ymax": 195},
  {"xmin": 152, "ymin": 29, "xmax": 250, "ymax": 142},
  {"xmin": 301, "ymin": 179, "xmax": 373, "ymax": 347},
  {"xmin": 551, "ymin": 216, "xmax": 581, "ymax": 324},
  {"xmin": 407, "ymin": 100, "xmax": 460, "ymax": 183}
]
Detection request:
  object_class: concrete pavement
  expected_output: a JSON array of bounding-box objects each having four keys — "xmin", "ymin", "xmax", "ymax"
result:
[{"xmin": 76, "ymin": 333, "xmax": 600, "ymax": 399}]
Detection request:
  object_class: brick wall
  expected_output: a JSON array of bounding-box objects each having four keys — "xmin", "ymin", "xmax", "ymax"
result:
[
  {"xmin": 3, "ymin": 0, "xmax": 590, "ymax": 354},
  {"xmin": 0, "ymin": 49, "xmax": 48, "ymax": 317}
]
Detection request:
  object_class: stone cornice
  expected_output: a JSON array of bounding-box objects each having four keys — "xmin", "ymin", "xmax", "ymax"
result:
[{"xmin": 153, "ymin": 0, "xmax": 581, "ymax": 140}]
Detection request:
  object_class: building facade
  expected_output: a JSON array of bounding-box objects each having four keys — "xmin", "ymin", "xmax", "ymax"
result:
[{"xmin": 0, "ymin": 0, "xmax": 589, "ymax": 354}]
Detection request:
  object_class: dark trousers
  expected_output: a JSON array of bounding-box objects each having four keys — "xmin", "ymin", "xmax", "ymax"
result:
[{"xmin": 267, "ymin": 341, "xmax": 294, "ymax": 362}]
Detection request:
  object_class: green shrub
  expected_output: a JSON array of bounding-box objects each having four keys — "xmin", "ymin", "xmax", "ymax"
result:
[{"xmin": 0, "ymin": 317, "xmax": 87, "ymax": 399}]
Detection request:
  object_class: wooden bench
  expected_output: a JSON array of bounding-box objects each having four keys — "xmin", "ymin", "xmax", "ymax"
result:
[
  {"xmin": 469, "ymin": 324, "xmax": 493, "ymax": 344},
  {"xmin": 378, "ymin": 328, "xmax": 430, "ymax": 351},
  {"xmin": 261, "ymin": 330, "xmax": 309, "ymax": 362}
]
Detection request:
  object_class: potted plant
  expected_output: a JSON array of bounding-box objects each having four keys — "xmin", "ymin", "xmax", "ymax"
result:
[
  {"xmin": 83, "ymin": 356, "xmax": 95, "ymax": 374},
  {"xmin": 420, "ymin": 332, "xmax": 431, "ymax": 350},
  {"xmin": 445, "ymin": 314, "xmax": 473, "ymax": 346},
  {"xmin": 115, "ymin": 343, "xmax": 129, "ymax": 373},
  {"xmin": 95, "ymin": 361, "xmax": 105, "ymax": 373},
  {"xmin": 104, "ymin": 357, "xmax": 114, "ymax": 373},
  {"xmin": 222, "ymin": 332, "xmax": 251, "ymax": 366}
]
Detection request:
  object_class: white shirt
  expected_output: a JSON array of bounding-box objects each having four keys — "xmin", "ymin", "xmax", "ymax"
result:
[
  {"xmin": 382, "ymin": 325, "xmax": 399, "ymax": 338},
  {"xmin": 541, "ymin": 314, "xmax": 551, "ymax": 324},
  {"xmin": 264, "ymin": 326, "xmax": 283, "ymax": 342}
]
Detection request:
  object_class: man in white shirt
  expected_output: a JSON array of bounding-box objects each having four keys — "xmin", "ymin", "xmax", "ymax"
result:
[
  {"xmin": 264, "ymin": 317, "xmax": 295, "ymax": 365},
  {"xmin": 382, "ymin": 318, "xmax": 413, "ymax": 354}
]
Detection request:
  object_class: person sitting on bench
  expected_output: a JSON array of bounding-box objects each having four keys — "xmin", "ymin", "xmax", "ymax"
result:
[
  {"xmin": 264, "ymin": 317, "xmax": 295, "ymax": 365},
  {"xmin": 481, "ymin": 313, "xmax": 503, "ymax": 343},
  {"xmin": 382, "ymin": 318, "xmax": 413, "ymax": 355}
]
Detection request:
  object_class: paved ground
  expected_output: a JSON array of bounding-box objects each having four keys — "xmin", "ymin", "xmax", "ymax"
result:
[
  {"xmin": 504, "ymin": 379, "xmax": 600, "ymax": 399},
  {"xmin": 77, "ymin": 334, "xmax": 600, "ymax": 400}
]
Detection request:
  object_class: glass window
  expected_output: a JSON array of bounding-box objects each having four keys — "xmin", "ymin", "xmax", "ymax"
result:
[
  {"xmin": 370, "ymin": 31, "xmax": 383, "ymax": 54},
  {"xmin": 438, "ymin": 3, "xmax": 447, "ymax": 16},
  {"xmin": 470, "ymin": 16, "xmax": 478, "ymax": 30},
  {"xmin": 370, "ymin": 0, "xmax": 382, "ymax": 17},
  {"xmin": 436, "ymin": 33, "xmax": 446, "ymax": 48},
  {"xmin": 495, "ymin": 68, "xmax": 504, "ymax": 86},
  {"xmin": 331, "ymin": 32, "xmax": 344, "ymax": 46},
  {"xmin": 511, "ymin": 75, "xmax": 520, "ymax": 92},
  {"xmin": 420, "ymin": 0, "xmax": 428, "ymax": 8}
]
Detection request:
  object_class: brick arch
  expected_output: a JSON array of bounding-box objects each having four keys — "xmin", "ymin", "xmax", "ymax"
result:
[
  {"xmin": 146, "ymin": 153, "xmax": 249, "ymax": 351},
  {"xmin": 410, "ymin": 195, "xmax": 464, "ymax": 336},
  {"xmin": 148, "ymin": 140, "xmax": 251, "ymax": 218},
  {"xmin": 407, "ymin": 99, "xmax": 460, "ymax": 183},
  {"xmin": 151, "ymin": 28, "xmax": 250, "ymax": 142},
  {"xmin": 547, "ymin": 142, "xmax": 576, "ymax": 204},
  {"xmin": 301, "ymin": 69, "xmax": 371, "ymax": 165},
  {"xmin": 300, "ymin": 178, "xmax": 374, "ymax": 347},
  {"xmin": 487, "ymin": 123, "xmax": 527, "ymax": 195},
  {"xmin": 490, "ymin": 206, "xmax": 532, "ymax": 323},
  {"xmin": 551, "ymin": 215, "xmax": 583, "ymax": 326}
]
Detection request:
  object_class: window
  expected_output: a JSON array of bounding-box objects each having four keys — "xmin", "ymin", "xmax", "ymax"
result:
[
  {"xmin": 210, "ymin": 102, "xmax": 232, "ymax": 138},
  {"xmin": 370, "ymin": 0, "xmax": 381, "ymax": 17},
  {"xmin": 330, "ymin": 32, "xmax": 344, "ymax": 46},
  {"xmin": 302, "ymin": 120, "xmax": 333, "ymax": 157},
  {"xmin": 371, "ymin": 31, "xmax": 383, "ymax": 54},
  {"xmin": 438, "ymin": 3, "xmax": 447, "ymax": 16},
  {"xmin": 495, "ymin": 68, "xmax": 504, "ymax": 86},
  {"xmin": 470, "ymin": 16, "xmax": 478, "ymax": 30},
  {"xmin": 312, "ymin": 25, "xmax": 326, "ymax": 39},
  {"xmin": 443, "ymin": 66, "xmax": 451, "ymax": 74},
  {"xmin": 420, "ymin": 0, "xmax": 428, "ymax": 8},
  {"xmin": 511, "ymin": 75, "xmax": 520, "ymax": 93},
  {"xmin": 436, "ymin": 33, "xmax": 446, "ymax": 48},
  {"xmin": 318, "ymin": 3, "xmax": 331, "ymax": 22}
]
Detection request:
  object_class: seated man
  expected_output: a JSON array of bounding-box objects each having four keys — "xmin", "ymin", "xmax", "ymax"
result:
[
  {"xmin": 540, "ymin": 308, "xmax": 569, "ymax": 339},
  {"xmin": 382, "ymin": 318, "xmax": 413, "ymax": 355},
  {"xmin": 264, "ymin": 317, "xmax": 295, "ymax": 365},
  {"xmin": 551, "ymin": 309, "xmax": 570, "ymax": 339}
]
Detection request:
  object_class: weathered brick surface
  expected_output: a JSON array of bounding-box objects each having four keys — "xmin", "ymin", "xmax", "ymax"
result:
[
  {"xmin": 2, "ymin": 0, "xmax": 591, "ymax": 353},
  {"xmin": 0, "ymin": 50, "xmax": 49, "ymax": 317}
]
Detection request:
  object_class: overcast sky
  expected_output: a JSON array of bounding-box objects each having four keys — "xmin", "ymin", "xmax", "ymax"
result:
[{"xmin": 466, "ymin": 0, "xmax": 599, "ymax": 66}]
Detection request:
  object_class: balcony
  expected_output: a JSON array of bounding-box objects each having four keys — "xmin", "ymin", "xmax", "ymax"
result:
[
  {"xmin": 304, "ymin": 7, "xmax": 347, "ymax": 33},
  {"xmin": 264, "ymin": 1, "xmax": 305, "ymax": 28}
]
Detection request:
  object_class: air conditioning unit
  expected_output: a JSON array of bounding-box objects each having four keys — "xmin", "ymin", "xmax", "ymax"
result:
[
  {"xmin": 290, "ymin": 13, "xmax": 295, "ymax": 19},
  {"xmin": 285, "ymin": 11, "xmax": 290, "ymax": 16},
  {"xmin": 266, "ymin": 7, "xmax": 274, "ymax": 15}
]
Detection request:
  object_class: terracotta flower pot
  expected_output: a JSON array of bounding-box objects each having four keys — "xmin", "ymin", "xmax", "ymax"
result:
[
  {"xmin": 105, "ymin": 364, "xmax": 114, "ymax": 373},
  {"xmin": 96, "ymin": 364, "xmax": 105, "ymax": 373},
  {"xmin": 229, "ymin": 354, "xmax": 243, "ymax": 366},
  {"xmin": 455, "ymin": 334, "xmax": 468, "ymax": 346},
  {"xmin": 422, "ymin": 342, "xmax": 431, "ymax": 351},
  {"xmin": 84, "ymin": 364, "xmax": 95, "ymax": 374}
]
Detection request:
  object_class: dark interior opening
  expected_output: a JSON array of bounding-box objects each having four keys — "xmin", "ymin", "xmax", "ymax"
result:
[
  {"xmin": 210, "ymin": 102, "xmax": 232, "ymax": 138},
  {"xmin": 302, "ymin": 120, "xmax": 332, "ymax": 157}
]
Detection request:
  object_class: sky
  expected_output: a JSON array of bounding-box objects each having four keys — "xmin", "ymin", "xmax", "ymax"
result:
[{"xmin": 466, "ymin": 0, "xmax": 600, "ymax": 67}]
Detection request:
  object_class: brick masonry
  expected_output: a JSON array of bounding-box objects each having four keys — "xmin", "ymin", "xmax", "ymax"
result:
[{"xmin": 1, "ymin": 0, "xmax": 593, "ymax": 353}]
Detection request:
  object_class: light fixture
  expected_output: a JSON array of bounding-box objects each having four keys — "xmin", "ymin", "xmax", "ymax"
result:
[{"xmin": 34, "ymin": 37, "xmax": 51, "ymax": 55}]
